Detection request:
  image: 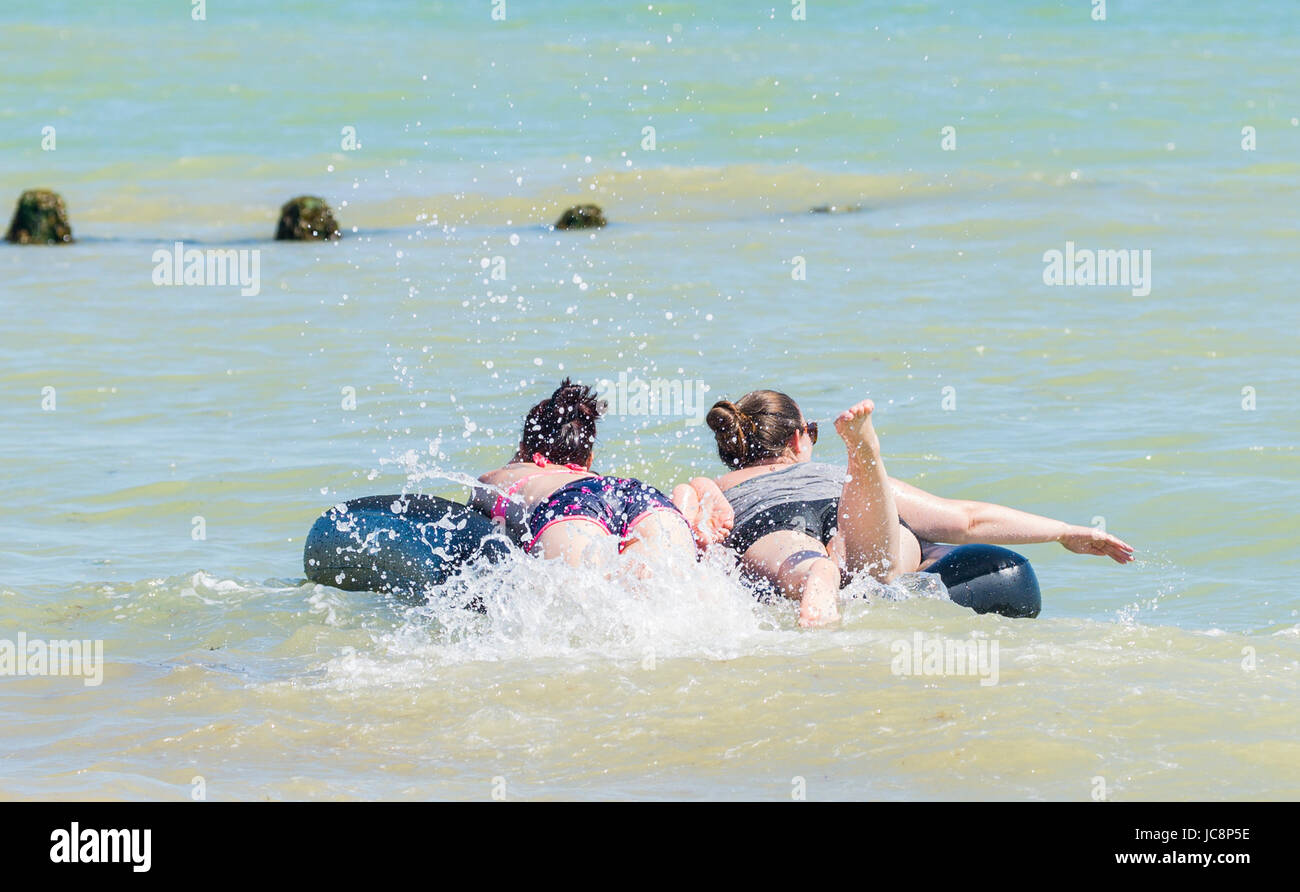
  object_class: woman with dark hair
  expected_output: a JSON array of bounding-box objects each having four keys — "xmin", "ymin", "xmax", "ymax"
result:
[
  {"xmin": 472, "ymin": 378, "xmax": 731, "ymax": 568},
  {"xmin": 704, "ymin": 390, "xmax": 1134, "ymax": 626}
]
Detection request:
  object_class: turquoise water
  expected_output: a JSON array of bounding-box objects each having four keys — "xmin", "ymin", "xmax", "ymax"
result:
[{"xmin": 1, "ymin": 1, "xmax": 1297, "ymax": 799}]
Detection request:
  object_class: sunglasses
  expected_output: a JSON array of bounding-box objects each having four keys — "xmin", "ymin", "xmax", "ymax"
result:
[{"xmin": 802, "ymin": 421, "xmax": 819, "ymax": 445}]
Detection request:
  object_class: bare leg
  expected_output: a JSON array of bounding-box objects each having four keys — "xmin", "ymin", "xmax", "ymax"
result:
[
  {"xmin": 742, "ymin": 531, "xmax": 841, "ymax": 627},
  {"xmin": 834, "ymin": 399, "xmax": 902, "ymax": 583}
]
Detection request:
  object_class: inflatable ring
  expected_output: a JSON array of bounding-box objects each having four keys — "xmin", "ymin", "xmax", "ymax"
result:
[
  {"xmin": 304, "ymin": 496, "xmax": 1041, "ymax": 618},
  {"xmin": 303, "ymin": 494, "xmax": 509, "ymax": 600}
]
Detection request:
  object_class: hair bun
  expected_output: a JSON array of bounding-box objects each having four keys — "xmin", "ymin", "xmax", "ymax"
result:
[
  {"xmin": 707, "ymin": 399, "xmax": 751, "ymax": 468},
  {"xmin": 521, "ymin": 378, "xmax": 606, "ymax": 465},
  {"xmin": 552, "ymin": 379, "xmax": 606, "ymax": 416},
  {"xmin": 706, "ymin": 390, "xmax": 803, "ymax": 469}
]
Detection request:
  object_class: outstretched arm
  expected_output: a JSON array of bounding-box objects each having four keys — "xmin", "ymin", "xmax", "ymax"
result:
[{"xmin": 890, "ymin": 478, "xmax": 1134, "ymax": 564}]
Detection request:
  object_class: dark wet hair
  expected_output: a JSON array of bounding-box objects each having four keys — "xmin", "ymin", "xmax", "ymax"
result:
[
  {"xmin": 706, "ymin": 390, "xmax": 804, "ymax": 469},
  {"xmin": 519, "ymin": 378, "xmax": 607, "ymax": 466}
]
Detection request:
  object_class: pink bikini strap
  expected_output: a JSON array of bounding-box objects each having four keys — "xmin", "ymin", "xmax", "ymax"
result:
[
  {"xmin": 492, "ymin": 475, "xmax": 542, "ymax": 520},
  {"xmin": 491, "ymin": 461, "xmax": 590, "ymax": 519},
  {"xmin": 531, "ymin": 452, "xmax": 588, "ymax": 472}
]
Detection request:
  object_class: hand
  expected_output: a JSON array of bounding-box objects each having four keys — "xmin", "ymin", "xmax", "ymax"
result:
[{"xmin": 1059, "ymin": 526, "xmax": 1135, "ymax": 564}]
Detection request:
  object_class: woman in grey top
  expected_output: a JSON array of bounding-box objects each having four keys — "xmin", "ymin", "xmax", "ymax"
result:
[{"xmin": 703, "ymin": 391, "xmax": 1134, "ymax": 627}]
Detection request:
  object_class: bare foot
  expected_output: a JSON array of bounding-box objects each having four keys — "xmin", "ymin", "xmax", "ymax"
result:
[
  {"xmin": 690, "ymin": 477, "xmax": 734, "ymax": 545},
  {"xmin": 670, "ymin": 483, "xmax": 699, "ymax": 528},
  {"xmin": 834, "ymin": 399, "xmax": 882, "ymax": 467},
  {"xmin": 671, "ymin": 478, "xmax": 735, "ymax": 547}
]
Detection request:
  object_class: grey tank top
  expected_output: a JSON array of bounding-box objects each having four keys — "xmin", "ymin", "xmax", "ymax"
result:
[{"xmin": 723, "ymin": 461, "xmax": 846, "ymax": 529}]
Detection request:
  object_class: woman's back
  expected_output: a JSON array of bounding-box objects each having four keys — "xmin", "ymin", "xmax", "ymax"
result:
[
  {"xmin": 479, "ymin": 462, "xmax": 594, "ymax": 513},
  {"xmin": 720, "ymin": 461, "xmax": 846, "ymax": 519}
]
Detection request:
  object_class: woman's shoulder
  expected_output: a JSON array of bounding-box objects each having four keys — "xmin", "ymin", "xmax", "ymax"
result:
[
  {"xmin": 479, "ymin": 463, "xmax": 537, "ymax": 489},
  {"xmin": 716, "ymin": 465, "xmax": 773, "ymax": 491},
  {"xmin": 478, "ymin": 466, "xmax": 511, "ymax": 485}
]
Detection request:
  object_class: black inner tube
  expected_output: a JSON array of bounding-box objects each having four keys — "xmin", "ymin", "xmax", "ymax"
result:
[
  {"xmin": 924, "ymin": 544, "xmax": 1042, "ymax": 618},
  {"xmin": 302, "ymin": 494, "xmax": 509, "ymax": 601}
]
